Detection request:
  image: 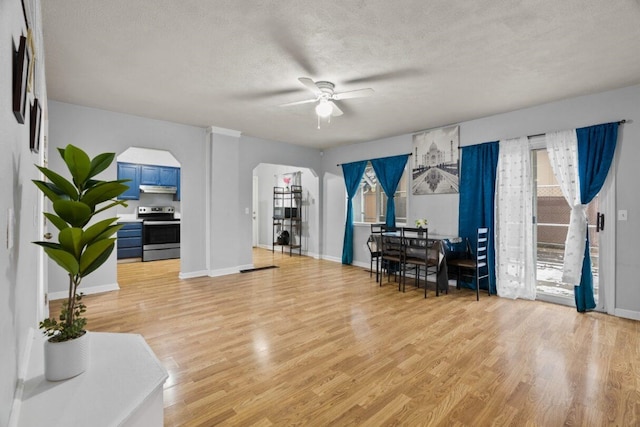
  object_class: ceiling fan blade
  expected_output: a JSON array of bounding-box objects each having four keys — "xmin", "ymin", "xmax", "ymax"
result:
[
  {"xmin": 330, "ymin": 101, "xmax": 343, "ymax": 117},
  {"xmin": 333, "ymin": 88, "xmax": 374, "ymax": 101},
  {"xmin": 269, "ymin": 23, "xmax": 317, "ymax": 76},
  {"xmin": 298, "ymin": 77, "xmax": 322, "ymax": 96},
  {"xmin": 279, "ymin": 98, "xmax": 317, "ymax": 107},
  {"xmin": 344, "ymin": 68, "xmax": 422, "ymax": 85}
]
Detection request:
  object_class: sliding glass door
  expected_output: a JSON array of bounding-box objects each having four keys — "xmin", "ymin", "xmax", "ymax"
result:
[{"xmin": 532, "ymin": 146, "xmax": 611, "ymax": 308}]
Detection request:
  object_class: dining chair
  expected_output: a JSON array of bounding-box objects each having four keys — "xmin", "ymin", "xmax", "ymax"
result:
[
  {"xmin": 401, "ymin": 227, "xmax": 439, "ymax": 298},
  {"xmin": 367, "ymin": 223, "xmax": 384, "ymax": 282},
  {"xmin": 379, "ymin": 225, "xmax": 402, "ymax": 287},
  {"xmin": 445, "ymin": 227, "xmax": 490, "ymax": 301}
]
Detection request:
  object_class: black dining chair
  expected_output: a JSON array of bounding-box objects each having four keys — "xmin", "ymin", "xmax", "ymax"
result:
[
  {"xmin": 445, "ymin": 227, "xmax": 490, "ymax": 301},
  {"xmin": 379, "ymin": 225, "xmax": 402, "ymax": 287},
  {"xmin": 401, "ymin": 227, "xmax": 439, "ymax": 298},
  {"xmin": 367, "ymin": 223, "xmax": 384, "ymax": 282}
]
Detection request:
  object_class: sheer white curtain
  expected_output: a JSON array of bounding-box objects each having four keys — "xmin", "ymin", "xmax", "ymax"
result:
[
  {"xmin": 546, "ymin": 130, "xmax": 585, "ymax": 284},
  {"xmin": 495, "ymin": 137, "xmax": 536, "ymax": 299}
]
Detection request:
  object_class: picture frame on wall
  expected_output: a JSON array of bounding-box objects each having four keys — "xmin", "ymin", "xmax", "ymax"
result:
[
  {"xmin": 30, "ymin": 98, "xmax": 42, "ymax": 153},
  {"xmin": 13, "ymin": 35, "xmax": 30, "ymax": 124},
  {"xmin": 411, "ymin": 125, "xmax": 460, "ymax": 195}
]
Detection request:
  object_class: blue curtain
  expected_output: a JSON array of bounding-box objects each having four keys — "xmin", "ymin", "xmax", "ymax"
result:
[
  {"xmin": 574, "ymin": 122, "xmax": 619, "ymax": 312},
  {"xmin": 458, "ymin": 141, "xmax": 499, "ymax": 294},
  {"xmin": 341, "ymin": 161, "xmax": 367, "ymax": 265},
  {"xmin": 370, "ymin": 154, "xmax": 409, "ymax": 227}
]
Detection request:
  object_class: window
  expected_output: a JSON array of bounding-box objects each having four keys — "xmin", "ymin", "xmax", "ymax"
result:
[{"xmin": 353, "ymin": 162, "xmax": 408, "ymax": 224}]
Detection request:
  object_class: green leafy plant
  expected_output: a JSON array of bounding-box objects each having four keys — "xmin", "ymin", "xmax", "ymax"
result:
[{"xmin": 33, "ymin": 145, "xmax": 130, "ymax": 342}]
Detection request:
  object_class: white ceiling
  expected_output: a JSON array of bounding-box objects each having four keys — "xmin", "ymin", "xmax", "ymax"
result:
[{"xmin": 42, "ymin": 0, "xmax": 640, "ymax": 149}]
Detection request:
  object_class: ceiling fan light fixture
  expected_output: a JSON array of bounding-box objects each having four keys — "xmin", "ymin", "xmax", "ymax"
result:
[{"xmin": 315, "ymin": 99, "xmax": 333, "ymax": 118}]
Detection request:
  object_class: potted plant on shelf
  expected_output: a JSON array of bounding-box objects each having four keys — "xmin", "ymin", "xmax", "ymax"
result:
[{"xmin": 33, "ymin": 144, "xmax": 130, "ymax": 381}]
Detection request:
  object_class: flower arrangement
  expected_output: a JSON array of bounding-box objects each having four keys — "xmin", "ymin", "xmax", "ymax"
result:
[{"xmin": 415, "ymin": 218, "xmax": 428, "ymax": 228}]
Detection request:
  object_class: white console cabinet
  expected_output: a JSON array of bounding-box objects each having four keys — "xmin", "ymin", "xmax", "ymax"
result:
[{"xmin": 15, "ymin": 332, "xmax": 168, "ymax": 427}]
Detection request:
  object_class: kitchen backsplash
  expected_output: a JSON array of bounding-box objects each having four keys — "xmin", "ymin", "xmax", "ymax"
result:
[{"xmin": 117, "ymin": 194, "xmax": 181, "ymax": 216}]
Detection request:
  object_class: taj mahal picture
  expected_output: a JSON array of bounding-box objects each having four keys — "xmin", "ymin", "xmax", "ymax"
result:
[{"xmin": 411, "ymin": 125, "xmax": 459, "ymax": 195}]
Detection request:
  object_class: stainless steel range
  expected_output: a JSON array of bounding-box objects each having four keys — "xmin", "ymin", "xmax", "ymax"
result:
[{"xmin": 137, "ymin": 206, "xmax": 180, "ymax": 261}]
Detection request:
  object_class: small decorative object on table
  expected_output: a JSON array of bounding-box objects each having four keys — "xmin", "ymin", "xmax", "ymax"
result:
[{"xmin": 415, "ymin": 218, "xmax": 428, "ymax": 236}]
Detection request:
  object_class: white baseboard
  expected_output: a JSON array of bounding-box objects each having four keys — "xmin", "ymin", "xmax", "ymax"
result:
[
  {"xmin": 8, "ymin": 327, "xmax": 35, "ymax": 427},
  {"xmin": 257, "ymin": 244, "xmax": 317, "ymax": 258},
  {"xmin": 322, "ymin": 255, "xmax": 342, "ymax": 263},
  {"xmin": 351, "ymin": 260, "xmax": 369, "ymax": 269},
  {"xmin": 178, "ymin": 270, "xmax": 209, "ymax": 279},
  {"xmin": 207, "ymin": 264, "xmax": 253, "ymax": 278},
  {"xmin": 48, "ymin": 283, "xmax": 120, "ymax": 301},
  {"xmin": 614, "ymin": 308, "xmax": 640, "ymax": 321}
]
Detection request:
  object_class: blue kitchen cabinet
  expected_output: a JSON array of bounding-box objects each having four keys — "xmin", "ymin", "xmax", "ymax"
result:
[
  {"xmin": 159, "ymin": 167, "xmax": 179, "ymax": 187},
  {"xmin": 117, "ymin": 222, "xmax": 143, "ymax": 259},
  {"xmin": 140, "ymin": 165, "xmax": 161, "ymax": 185},
  {"xmin": 140, "ymin": 165, "xmax": 179, "ymax": 187},
  {"xmin": 117, "ymin": 162, "xmax": 140, "ymax": 200}
]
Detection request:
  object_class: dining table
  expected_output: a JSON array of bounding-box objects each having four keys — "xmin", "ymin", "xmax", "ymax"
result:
[{"xmin": 370, "ymin": 230, "xmax": 456, "ymax": 294}]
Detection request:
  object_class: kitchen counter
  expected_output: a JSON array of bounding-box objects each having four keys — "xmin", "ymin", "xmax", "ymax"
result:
[{"xmin": 117, "ymin": 214, "xmax": 143, "ymax": 222}]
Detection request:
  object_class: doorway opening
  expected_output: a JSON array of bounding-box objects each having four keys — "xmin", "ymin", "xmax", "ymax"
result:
[{"xmin": 252, "ymin": 163, "xmax": 319, "ymax": 267}]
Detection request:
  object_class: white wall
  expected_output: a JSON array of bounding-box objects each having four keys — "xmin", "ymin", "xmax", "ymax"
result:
[
  {"xmin": 46, "ymin": 106, "xmax": 324, "ymax": 281},
  {"xmin": 237, "ymin": 135, "xmax": 322, "ymax": 268},
  {"xmin": 47, "ymin": 101, "xmax": 208, "ymax": 289},
  {"xmin": 320, "ymin": 134, "xmax": 460, "ymax": 267},
  {"xmin": 1, "ymin": 0, "xmax": 47, "ymax": 424},
  {"xmin": 321, "ymin": 84, "xmax": 640, "ymax": 316}
]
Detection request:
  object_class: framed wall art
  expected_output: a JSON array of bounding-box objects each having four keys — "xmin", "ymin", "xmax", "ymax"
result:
[
  {"xmin": 411, "ymin": 125, "xmax": 460, "ymax": 195},
  {"xmin": 30, "ymin": 98, "xmax": 42, "ymax": 153},
  {"xmin": 13, "ymin": 35, "xmax": 30, "ymax": 124}
]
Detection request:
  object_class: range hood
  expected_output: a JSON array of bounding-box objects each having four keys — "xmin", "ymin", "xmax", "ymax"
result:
[{"xmin": 139, "ymin": 185, "xmax": 177, "ymax": 194}]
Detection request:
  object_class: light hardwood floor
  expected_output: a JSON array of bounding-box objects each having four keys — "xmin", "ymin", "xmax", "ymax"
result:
[{"xmin": 53, "ymin": 249, "xmax": 639, "ymax": 426}]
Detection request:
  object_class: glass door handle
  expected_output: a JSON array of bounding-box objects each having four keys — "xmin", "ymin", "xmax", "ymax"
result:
[{"xmin": 596, "ymin": 212, "xmax": 604, "ymax": 232}]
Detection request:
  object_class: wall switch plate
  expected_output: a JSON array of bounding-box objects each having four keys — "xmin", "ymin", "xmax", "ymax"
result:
[{"xmin": 618, "ymin": 210, "xmax": 628, "ymax": 221}]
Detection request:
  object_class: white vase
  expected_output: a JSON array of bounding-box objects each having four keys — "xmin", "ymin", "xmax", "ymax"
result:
[{"xmin": 44, "ymin": 331, "xmax": 90, "ymax": 381}]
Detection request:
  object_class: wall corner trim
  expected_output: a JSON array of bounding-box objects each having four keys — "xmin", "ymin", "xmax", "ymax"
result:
[{"xmin": 208, "ymin": 126, "xmax": 242, "ymax": 138}]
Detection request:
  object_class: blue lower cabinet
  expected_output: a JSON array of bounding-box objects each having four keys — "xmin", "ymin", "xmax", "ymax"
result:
[
  {"xmin": 117, "ymin": 222, "xmax": 142, "ymax": 259},
  {"xmin": 118, "ymin": 246, "xmax": 142, "ymax": 258}
]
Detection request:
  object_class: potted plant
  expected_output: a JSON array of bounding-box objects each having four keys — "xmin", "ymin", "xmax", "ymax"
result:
[{"xmin": 33, "ymin": 144, "xmax": 129, "ymax": 381}]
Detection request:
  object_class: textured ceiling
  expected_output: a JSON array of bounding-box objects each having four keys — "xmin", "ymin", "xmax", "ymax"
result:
[{"xmin": 42, "ymin": 0, "xmax": 640, "ymax": 149}]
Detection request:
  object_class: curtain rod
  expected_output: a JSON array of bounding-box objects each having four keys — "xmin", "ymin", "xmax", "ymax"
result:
[
  {"xmin": 336, "ymin": 153, "xmax": 412, "ymax": 167},
  {"xmin": 458, "ymin": 119, "xmax": 628, "ymax": 149},
  {"xmin": 527, "ymin": 119, "xmax": 627, "ymax": 139}
]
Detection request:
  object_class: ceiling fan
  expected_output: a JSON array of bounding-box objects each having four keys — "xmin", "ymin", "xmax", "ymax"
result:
[{"xmin": 280, "ymin": 77, "xmax": 374, "ymax": 119}]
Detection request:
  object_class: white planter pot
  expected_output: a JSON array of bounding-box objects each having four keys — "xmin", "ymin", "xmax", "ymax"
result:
[{"xmin": 44, "ymin": 331, "xmax": 90, "ymax": 381}]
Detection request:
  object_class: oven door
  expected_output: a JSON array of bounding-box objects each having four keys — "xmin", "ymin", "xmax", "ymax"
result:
[{"xmin": 142, "ymin": 221, "xmax": 180, "ymax": 261}]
